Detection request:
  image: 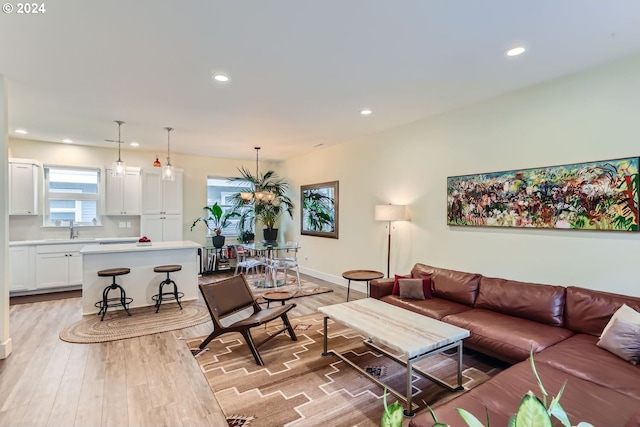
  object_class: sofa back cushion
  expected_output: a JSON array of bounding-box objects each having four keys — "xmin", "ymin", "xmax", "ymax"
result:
[
  {"xmin": 411, "ymin": 263, "xmax": 480, "ymax": 306},
  {"xmin": 565, "ymin": 286, "xmax": 640, "ymax": 336},
  {"xmin": 475, "ymin": 276, "xmax": 566, "ymax": 326}
]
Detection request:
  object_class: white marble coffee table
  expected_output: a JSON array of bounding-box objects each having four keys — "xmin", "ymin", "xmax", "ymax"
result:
[{"xmin": 318, "ymin": 298, "xmax": 470, "ymax": 416}]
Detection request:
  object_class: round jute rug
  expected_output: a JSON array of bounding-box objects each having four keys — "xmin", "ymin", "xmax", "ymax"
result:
[{"xmin": 59, "ymin": 301, "xmax": 211, "ymax": 343}]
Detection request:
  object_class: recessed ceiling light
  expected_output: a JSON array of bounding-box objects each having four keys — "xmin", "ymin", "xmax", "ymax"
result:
[
  {"xmin": 130, "ymin": 142, "xmax": 139, "ymax": 147},
  {"xmin": 213, "ymin": 73, "xmax": 230, "ymax": 83},
  {"xmin": 360, "ymin": 108, "xmax": 372, "ymax": 116},
  {"xmin": 15, "ymin": 129, "xmax": 27, "ymax": 134},
  {"xmin": 505, "ymin": 46, "xmax": 526, "ymax": 57},
  {"xmin": 62, "ymin": 138, "xmax": 73, "ymax": 143}
]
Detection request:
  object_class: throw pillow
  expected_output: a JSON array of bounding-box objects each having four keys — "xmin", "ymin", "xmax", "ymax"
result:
[
  {"xmin": 600, "ymin": 304, "xmax": 640, "ymax": 338},
  {"xmin": 398, "ymin": 279, "xmax": 426, "ymax": 300},
  {"xmin": 392, "ymin": 274, "xmax": 410, "ymax": 295},
  {"xmin": 596, "ymin": 317, "xmax": 640, "ymax": 364},
  {"xmin": 392, "ymin": 275, "xmax": 432, "ymax": 298}
]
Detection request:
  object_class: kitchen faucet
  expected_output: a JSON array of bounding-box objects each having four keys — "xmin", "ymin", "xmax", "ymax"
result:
[{"xmin": 69, "ymin": 219, "xmax": 77, "ymax": 239}]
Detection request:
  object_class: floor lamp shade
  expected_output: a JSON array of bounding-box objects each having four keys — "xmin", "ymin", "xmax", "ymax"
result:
[
  {"xmin": 375, "ymin": 204, "xmax": 409, "ymax": 278},
  {"xmin": 375, "ymin": 204, "xmax": 409, "ymax": 222}
]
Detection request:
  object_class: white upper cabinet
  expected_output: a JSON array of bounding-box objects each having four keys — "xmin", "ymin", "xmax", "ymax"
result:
[
  {"xmin": 105, "ymin": 167, "xmax": 141, "ymax": 215},
  {"xmin": 141, "ymin": 168, "xmax": 183, "ymax": 214},
  {"xmin": 9, "ymin": 158, "xmax": 39, "ymax": 215}
]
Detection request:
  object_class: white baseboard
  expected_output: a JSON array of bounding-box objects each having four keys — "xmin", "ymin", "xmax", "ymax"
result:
[
  {"xmin": 0, "ymin": 338, "xmax": 12, "ymax": 359},
  {"xmin": 299, "ymin": 267, "xmax": 368, "ymax": 295}
]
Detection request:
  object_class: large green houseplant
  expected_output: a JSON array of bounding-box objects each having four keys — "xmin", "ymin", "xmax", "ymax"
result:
[
  {"xmin": 190, "ymin": 202, "xmax": 239, "ymax": 247},
  {"xmin": 228, "ymin": 166, "xmax": 293, "ymax": 243}
]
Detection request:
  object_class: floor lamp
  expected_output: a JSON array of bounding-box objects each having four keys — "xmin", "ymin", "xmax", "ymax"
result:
[{"xmin": 375, "ymin": 204, "xmax": 409, "ymax": 278}]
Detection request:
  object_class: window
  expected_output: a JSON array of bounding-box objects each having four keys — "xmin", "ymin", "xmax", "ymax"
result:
[
  {"xmin": 207, "ymin": 177, "xmax": 250, "ymax": 236},
  {"xmin": 44, "ymin": 166, "xmax": 100, "ymax": 226}
]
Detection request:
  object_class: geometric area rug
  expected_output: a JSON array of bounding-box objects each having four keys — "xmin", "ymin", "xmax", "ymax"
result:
[{"xmin": 186, "ymin": 312, "xmax": 504, "ymax": 427}]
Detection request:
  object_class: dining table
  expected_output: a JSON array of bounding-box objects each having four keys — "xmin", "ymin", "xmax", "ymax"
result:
[{"xmin": 240, "ymin": 242, "xmax": 301, "ymax": 288}]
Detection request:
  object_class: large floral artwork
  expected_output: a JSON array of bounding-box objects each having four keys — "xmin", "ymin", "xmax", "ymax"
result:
[{"xmin": 447, "ymin": 157, "xmax": 640, "ymax": 231}]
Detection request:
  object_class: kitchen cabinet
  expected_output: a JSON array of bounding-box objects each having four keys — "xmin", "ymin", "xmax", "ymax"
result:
[
  {"xmin": 140, "ymin": 214, "xmax": 182, "ymax": 242},
  {"xmin": 8, "ymin": 158, "xmax": 39, "ymax": 215},
  {"xmin": 105, "ymin": 167, "xmax": 141, "ymax": 215},
  {"xmin": 35, "ymin": 243, "xmax": 86, "ymax": 289},
  {"xmin": 141, "ymin": 168, "xmax": 183, "ymax": 215},
  {"xmin": 10, "ymin": 239, "xmax": 137, "ymax": 295},
  {"xmin": 9, "ymin": 246, "xmax": 35, "ymax": 292}
]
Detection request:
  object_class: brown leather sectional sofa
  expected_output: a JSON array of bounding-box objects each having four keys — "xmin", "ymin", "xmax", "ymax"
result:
[{"xmin": 369, "ymin": 263, "xmax": 640, "ymax": 427}]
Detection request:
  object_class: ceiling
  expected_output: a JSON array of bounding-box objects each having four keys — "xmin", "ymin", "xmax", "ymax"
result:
[{"xmin": 2, "ymin": 1, "xmax": 640, "ymax": 161}]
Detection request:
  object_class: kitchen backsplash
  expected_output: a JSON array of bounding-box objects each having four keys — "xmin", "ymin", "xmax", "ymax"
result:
[{"xmin": 9, "ymin": 215, "xmax": 142, "ymax": 241}]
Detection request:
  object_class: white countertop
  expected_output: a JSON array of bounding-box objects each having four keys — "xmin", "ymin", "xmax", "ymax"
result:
[
  {"xmin": 9, "ymin": 237, "xmax": 139, "ymax": 247},
  {"xmin": 79, "ymin": 240, "xmax": 201, "ymax": 254}
]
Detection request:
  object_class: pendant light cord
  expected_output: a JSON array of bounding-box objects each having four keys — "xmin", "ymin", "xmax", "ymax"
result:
[
  {"xmin": 165, "ymin": 127, "xmax": 173, "ymax": 165},
  {"xmin": 255, "ymin": 146, "xmax": 260, "ymax": 193},
  {"xmin": 115, "ymin": 120, "xmax": 124, "ymax": 162}
]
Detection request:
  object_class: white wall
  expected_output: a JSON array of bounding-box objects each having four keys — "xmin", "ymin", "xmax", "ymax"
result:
[
  {"xmin": 283, "ymin": 53, "xmax": 640, "ymax": 297},
  {"xmin": 1, "ymin": 75, "xmax": 11, "ymax": 359}
]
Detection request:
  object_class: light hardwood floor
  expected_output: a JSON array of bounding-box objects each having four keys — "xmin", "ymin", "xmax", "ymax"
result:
[{"xmin": 0, "ymin": 274, "xmax": 365, "ymax": 427}]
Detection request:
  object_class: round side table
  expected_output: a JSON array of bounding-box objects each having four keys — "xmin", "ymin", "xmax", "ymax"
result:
[
  {"xmin": 342, "ymin": 270, "xmax": 384, "ymax": 301},
  {"xmin": 262, "ymin": 291, "xmax": 294, "ymax": 308}
]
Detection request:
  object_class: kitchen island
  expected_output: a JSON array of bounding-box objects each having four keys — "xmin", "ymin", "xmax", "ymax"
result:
[{"xmin": 80, "ymin": 240, "xmax": 200, "ymax": 315}]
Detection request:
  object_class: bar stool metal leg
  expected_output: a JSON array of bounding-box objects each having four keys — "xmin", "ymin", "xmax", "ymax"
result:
[
  {"xmin": 170, "ymin": 276, "xmax": 183, "ymax": 310},
  {"xmin": 152, "ymin": 265, "xmax": 184, "ymax": 313},
  {"xmin": 95, "ymin": 267, "xmax": 132, "ymax": 321}
]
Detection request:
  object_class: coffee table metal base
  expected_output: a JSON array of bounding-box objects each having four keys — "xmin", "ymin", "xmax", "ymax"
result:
[{"xmin": 321, "ymin": 316, "xmax": 465, "ymax": 417}]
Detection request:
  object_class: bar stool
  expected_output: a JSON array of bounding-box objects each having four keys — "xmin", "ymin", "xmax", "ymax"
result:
[
  {"xmin": 95, "ymin": 267, "xmax": 132, "ymax": 321},
  {"xmin": 151, "ymin": 264, "xmax": 184, "ymax": 313}
]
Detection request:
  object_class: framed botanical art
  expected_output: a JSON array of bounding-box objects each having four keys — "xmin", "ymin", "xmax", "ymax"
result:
[
  {"xmin": 301, "ymin": 181, "xmax": 339, "ymax": 238},
  {"xmin": 447, "ymin": 157, "xmax": 639, "ymax": 231}
]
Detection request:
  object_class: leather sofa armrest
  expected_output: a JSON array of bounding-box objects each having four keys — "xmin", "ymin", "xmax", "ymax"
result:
[{"xmin": 370, "ymin": 278, "xmax": 394, "ymax": 299}]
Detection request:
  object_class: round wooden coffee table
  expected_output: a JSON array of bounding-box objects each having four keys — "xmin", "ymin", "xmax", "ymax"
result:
[
  {"xmin": 342, "ymin": 269, "xmax": 384, "ymax": 301},
  {"xmin": 262, "ymin": 290, "xmax": 294, "ymax": 308}
]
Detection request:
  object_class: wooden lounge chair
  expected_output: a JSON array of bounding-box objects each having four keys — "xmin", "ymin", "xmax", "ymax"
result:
[{"xmin": 198, "ymin": 274, "xmax": 297, "ymax": 366}]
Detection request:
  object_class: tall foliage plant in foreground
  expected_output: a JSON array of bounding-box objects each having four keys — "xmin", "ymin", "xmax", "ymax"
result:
[
  {"xmin": 380, "ymin": 388, "xmax": 403, "ymax": 427},
  {"xmin": 429, "ymin": 350, "xmax": 594, "ymax": 427}
]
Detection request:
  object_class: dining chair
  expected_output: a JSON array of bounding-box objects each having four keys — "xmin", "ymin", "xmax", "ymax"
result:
[
  {"xmin": 234, "ymin": 245, "xmax": 264, "ymax": 276},
  {"xmin": 198, "ymin": 274, "xmax": 298, "ymax": 366},
  {"xmin": 270, "ymin": 241, "xmax": 301, "ymax": 287}
]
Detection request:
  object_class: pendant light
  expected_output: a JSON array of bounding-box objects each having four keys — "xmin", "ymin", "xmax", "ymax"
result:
[
  {"xmin": 240, "ymin": 147, "xmax": 274, "ymax": 203},
  {"xmin": 107, "ymin": 120, "xmax": 126, "ymax": 177},
  {"xmin": 162, "ymin": 127, "xmax": 175, "ymax": 181}
]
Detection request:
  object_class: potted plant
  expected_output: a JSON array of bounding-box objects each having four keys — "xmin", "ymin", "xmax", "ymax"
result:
[
  {"xmin": 255, "ymin": 201, "xmax": 284, "ymax": 242},
  {"xmin": 428, "ymin": 349, "xmax": 594, "ymax": 427},
  {"xmin": 237, "ymin": 210, "xmax": 256, "ymax": 243},
  {"xmin": 190, "ymin": 202, "xmax": 239, "ymax": 248},
  {"xmin": 228, "ymin": 167, "xmax": 293, "ymax": 243}
]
